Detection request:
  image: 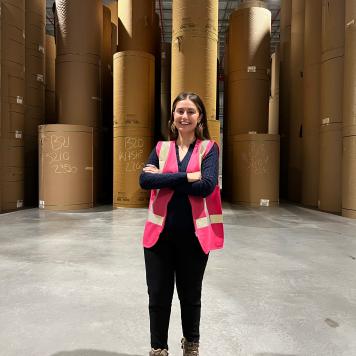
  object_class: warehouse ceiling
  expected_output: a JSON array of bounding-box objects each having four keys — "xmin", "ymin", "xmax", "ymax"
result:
[{"xmin": 46, "ymin": 0, "xmax": 280, "ymax": 59}]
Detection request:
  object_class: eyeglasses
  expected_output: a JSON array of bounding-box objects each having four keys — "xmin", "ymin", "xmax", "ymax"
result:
[{"xmin": 174, "ymin": 108, "xmax": 199, "ymax": 116}]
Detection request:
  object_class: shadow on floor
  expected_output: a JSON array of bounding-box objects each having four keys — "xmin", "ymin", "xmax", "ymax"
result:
[{"xmin": 50, "ymin": 350, "xmax": 141, "ymax": 356}]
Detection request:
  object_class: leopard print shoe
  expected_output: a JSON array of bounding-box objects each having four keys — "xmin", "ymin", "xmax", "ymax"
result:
[
  {"xmin": 181, "ymin": 337, "xmax": 199, "ymax": 356},
  {"xmin": 149, "ymin": 348, "xmax": 169, "ymax": 356}
]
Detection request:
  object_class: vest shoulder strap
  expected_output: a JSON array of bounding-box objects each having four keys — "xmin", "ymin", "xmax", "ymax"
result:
[
  {"xmin": 156, "ymin": 141, "xmax": 173, "ymax": 171},
  {"xmin": 199, "ymin": 140, "xmax": 215, "ymax": 165}
]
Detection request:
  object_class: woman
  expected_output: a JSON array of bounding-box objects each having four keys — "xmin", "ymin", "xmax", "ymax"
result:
[{"xmin": 140, "ymin": 92, "xmax": 224, "ymax": 356}]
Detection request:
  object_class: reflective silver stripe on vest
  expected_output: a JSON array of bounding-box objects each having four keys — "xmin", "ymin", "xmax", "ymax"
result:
[
  {"xmin": 195, "ymin": 214, "xmax": 223, "ymax": 229},
  {"xmin": 147, "ymin": 208, "xmax": 164, "ymax": 226},
  {"xmin": 148, "ymin": 142, "xmax": 171, "ymax": 226},
  {"xmin": 199, "ymin": 140, "xmax": 210, "ymax": 167},
  {"xmin": 159, "ymin": 141, "xmax": 171, "ymax": 171}
]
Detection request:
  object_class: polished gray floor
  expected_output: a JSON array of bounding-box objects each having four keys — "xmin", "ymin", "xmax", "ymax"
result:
[{"xmin": 0, "ymin": 203, "xmax": 356, "ymax": 356}]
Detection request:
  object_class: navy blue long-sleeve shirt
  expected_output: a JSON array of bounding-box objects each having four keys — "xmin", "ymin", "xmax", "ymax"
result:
[{"xmin": 139, "ymin": 140, "xmax": 219, "ymax": 233}]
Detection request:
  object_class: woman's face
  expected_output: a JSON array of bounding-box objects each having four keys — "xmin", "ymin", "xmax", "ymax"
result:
[{"xmin": 173, "ymin": 99, "xmax": 201, "ymax": 134}]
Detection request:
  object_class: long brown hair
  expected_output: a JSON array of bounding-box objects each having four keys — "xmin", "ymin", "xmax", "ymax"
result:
[{"xmin": 168, "ymin": 92, "xmax": 211, "ymax": 140}]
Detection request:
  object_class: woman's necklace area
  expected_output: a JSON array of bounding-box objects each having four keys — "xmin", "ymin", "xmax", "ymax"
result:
[
  {"xmin": 177, "ymin": 141, "xmax": 192, "ymax": 161},
  {"xmin": 176, "ymin": 137, "xmax": 195, "ymax": 152},
  {"xmin": 178, "ymin": 144, "xmax": 188, "ymax": 153}
]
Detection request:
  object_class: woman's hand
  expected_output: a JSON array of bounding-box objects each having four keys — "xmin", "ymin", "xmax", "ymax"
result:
[
  {"xmin": 143, "ymin": 164, "xmax": 160, "ymax": 174},
  {"xmin": 187, "ymin": 171, "xmax": 201, "ymax": 182}
]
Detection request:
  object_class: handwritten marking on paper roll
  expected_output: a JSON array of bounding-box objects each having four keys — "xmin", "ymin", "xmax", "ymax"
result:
[
  {"xmin": 118, "ymin": 137, "xmax": 147, "ymax": 172},
  {"xmin": 346, "ymin": 19, "xmax": 355, "ymax": 28},
  {"xmin": 51, "ymin": 135, "xmax": 70, "ymax": 150},
  {"xmin": 125, "ymin": 161, "xmax": 145, "ymax": 172},
  {"xmin": 119, "ymin": 149, "xmax": 143, "ymax": 161},
  {"xmin": 53, "ymin": 164, "xmax": 78, "ymax": 174},
  {"xmin": 36, "ymin": 74, "xmax": 44, "ymax": 82},
  {"xmin": 125, "ymin": 137, "xmax": 144, "ymax": 150},
  {"xmin": 44, "ymin": 135, "xmax": 78, "ymax": 174},
  {"xmin": 125, "ymin": 115, "xmax": 139, "ymax": 125}
]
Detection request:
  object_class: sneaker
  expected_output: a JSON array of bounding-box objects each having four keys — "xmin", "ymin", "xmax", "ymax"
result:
[
  {"xmin": 181, "ymin": 337, "xmax": 199, "ymax": 356},
  {"xmin": 149, "ymin": 348, "xmax": 169, "ymax": 356}
]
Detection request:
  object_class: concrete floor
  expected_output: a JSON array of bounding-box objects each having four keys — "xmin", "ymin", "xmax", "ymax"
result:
[{"xmin": 0, "ymin": 204, "xmax": 356, "ymax": 356}]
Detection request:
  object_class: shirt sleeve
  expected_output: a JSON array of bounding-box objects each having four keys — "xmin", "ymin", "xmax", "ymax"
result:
[
  {"xmin": 174, "ymin": 142, "xmax": 219, "ymax": 198},
  {"xmin": 139, "ymin": 146, "xmax": 188, "ymax": 190}
]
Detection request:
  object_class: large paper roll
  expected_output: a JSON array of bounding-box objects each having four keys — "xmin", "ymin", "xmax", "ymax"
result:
[
  {"xmin": 232, "ymin": 133, "xmax": 280, "ymax": 207},
  {"xmin": 319, "ymin": 123, "xmax": 342, "ymax": 213},
  {"xmin": 38, "ymin": 124, "xmax": 94, "ymax": 210},
  {"xmin": 113, "ymin": 127, "xmax": 153, "ymax": 208},
  {"xmin": 171, "ymin": 0, "xmax": 218, "ymax": 121},
  {"xmin": 55, "ymin": 0, "xmax": 102, "ymax": 58},
  {"xmin": 113, "ymin": 51, "xmax": 155, "ymax": 129}
]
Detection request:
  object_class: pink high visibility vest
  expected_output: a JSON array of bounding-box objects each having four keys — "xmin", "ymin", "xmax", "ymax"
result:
[{"xmin": 142, "ymin": 139, "xmax": 224, "ymax": 254}]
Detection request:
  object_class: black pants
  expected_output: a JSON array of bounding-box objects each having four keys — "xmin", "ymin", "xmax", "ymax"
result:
[{"xmin": 144, "ymin": 229, "xmax": 209, "ymax": 350}]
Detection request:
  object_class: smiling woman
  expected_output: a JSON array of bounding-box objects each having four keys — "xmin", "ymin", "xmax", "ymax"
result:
[
  {"xmin": 139, "ymin": 92, "xmax": 224, "ymax": 356},
  {"xmin": 168, "ymin": 92, "xmax": 211, "ymax": 142}
]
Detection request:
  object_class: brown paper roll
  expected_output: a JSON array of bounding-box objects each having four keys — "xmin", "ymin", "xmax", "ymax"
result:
[
  {"xmin": 302, "ymin": 63, "xmax": 321, "ymax": 206},
  {"xmin": 45, "ymin": 35, "xmax": 56, "ymax": 91},
  {"xmin": 55, "ymin": 0, "xmax": 102, "ymax": 57},
  {"xmin": 45, "ymin": 35, "xmax": 56, "ymax": 124},
  {"xmin": 231, "ymin": 133, "xmax": 280, "ymax": 206},
  {"xmin": 102, "ymin": 5, "xmax": 113, "ymax": 129},
  {"xmin": 342, "ymin": 135, "xmax": 356, "ymax": 218},
  {"xmin": 1, "ymin": 0, "xmax": 25, "ymax": 30},
  {"xmin": 25, "ymin": 0, "xmax": 45, "ymax": 53},
  {"xmin": 268, "ymin": 94, "xmax": 279, "ymax": 135},
  {"xmin": 26, "ymin": 51, "xmax": 45, "ymax": 90},
  {"xmin": 172, "ymin": 0, "xmax": 218, "ymax": 39},
  {"xmin": 227, "ymin": 3, "xmax": 270, "ymax": 138},
  {"xmin": 320, "ymin": 56, "xmax": 344, "ymax": 125},
  {"xmin": 302, "ymin": 0, "xmax": 322, "ymax": 207},
  {"xmin": 171, "ymin": 0, "xmax": 218, "ymax": 121},
  {"xmin": 113, "ymin": 51, "xmax": 155, "ymax": 129},
  {"xmin": 117, "ymin": 0, "xmax": 156, "ymax": 54},
  {"xmin": 207, "ymin": 120, "xmax": 220, "ymax": 145},
  {"xmin": 0, "ymin": 137, "xmax": 24, "ymax": 212},
  {"xmin": 111, "ymin": 23, "xmax": 118, "ymax": 55},
  {"xmin": 288, "ymin": 0, "xmax": 305, "ymax": 202},
  {"xmin": 280, "ymin": 0, "xmax": 292, "ymax": 30},
  {"xmin": 279, "ymin": 0, "xmax": 292, "ymax": 199},
  {"xmin": 38, "ymin": 124, "xmax": 94, "ymax": 210},
  {"xmin": 171, "ymin": 34, "xmax": 217, "ymax": 121},
  {"xmin": 56, "ymin": 54, "xmax": 101, "ymax": 127},
  {"xmin": 113, "ymin": 127, "xmax": 153, "ymax": 208},
  {"xmin": 1, "ymin": 101, "xmax": 24, "ymax": 138},
  {"xmin": 343, "ymin": 0, "xmax": 356, "ymax": 134},
  {"xmin": 1, "ymin": 64, "xmax": 25, "ymax": 101},
  {"xmin": 160, "ymin": 43, "xmax": 171, "ymax": 140},
  {"xmin": 108, "ymin": 0, "xmax": 118, "ymax": 27},
  {"xmin": 228, "ymin": 4, "xmax": 271, "ymax": 74},
  {"xmin": 321, "ymin": 0, "xmax": 345, "ymax": 57},
  {"xmin": 304, "ymin": 0, "xmax": 322, "ymax": 67},
  {"xmin": 1, "ymin": 24, "xmax": 25, "ymax": 66},
  {"xmin": 270, "ymin": 49, "xmax": 280, "ymax": 96},
  {"xmin": 228, "ymin": 74, "xmax": 269, "ymax": 135},
  {"xmin": 318, "ymin": 123, "xmax": 342, "ymax": 213}
]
